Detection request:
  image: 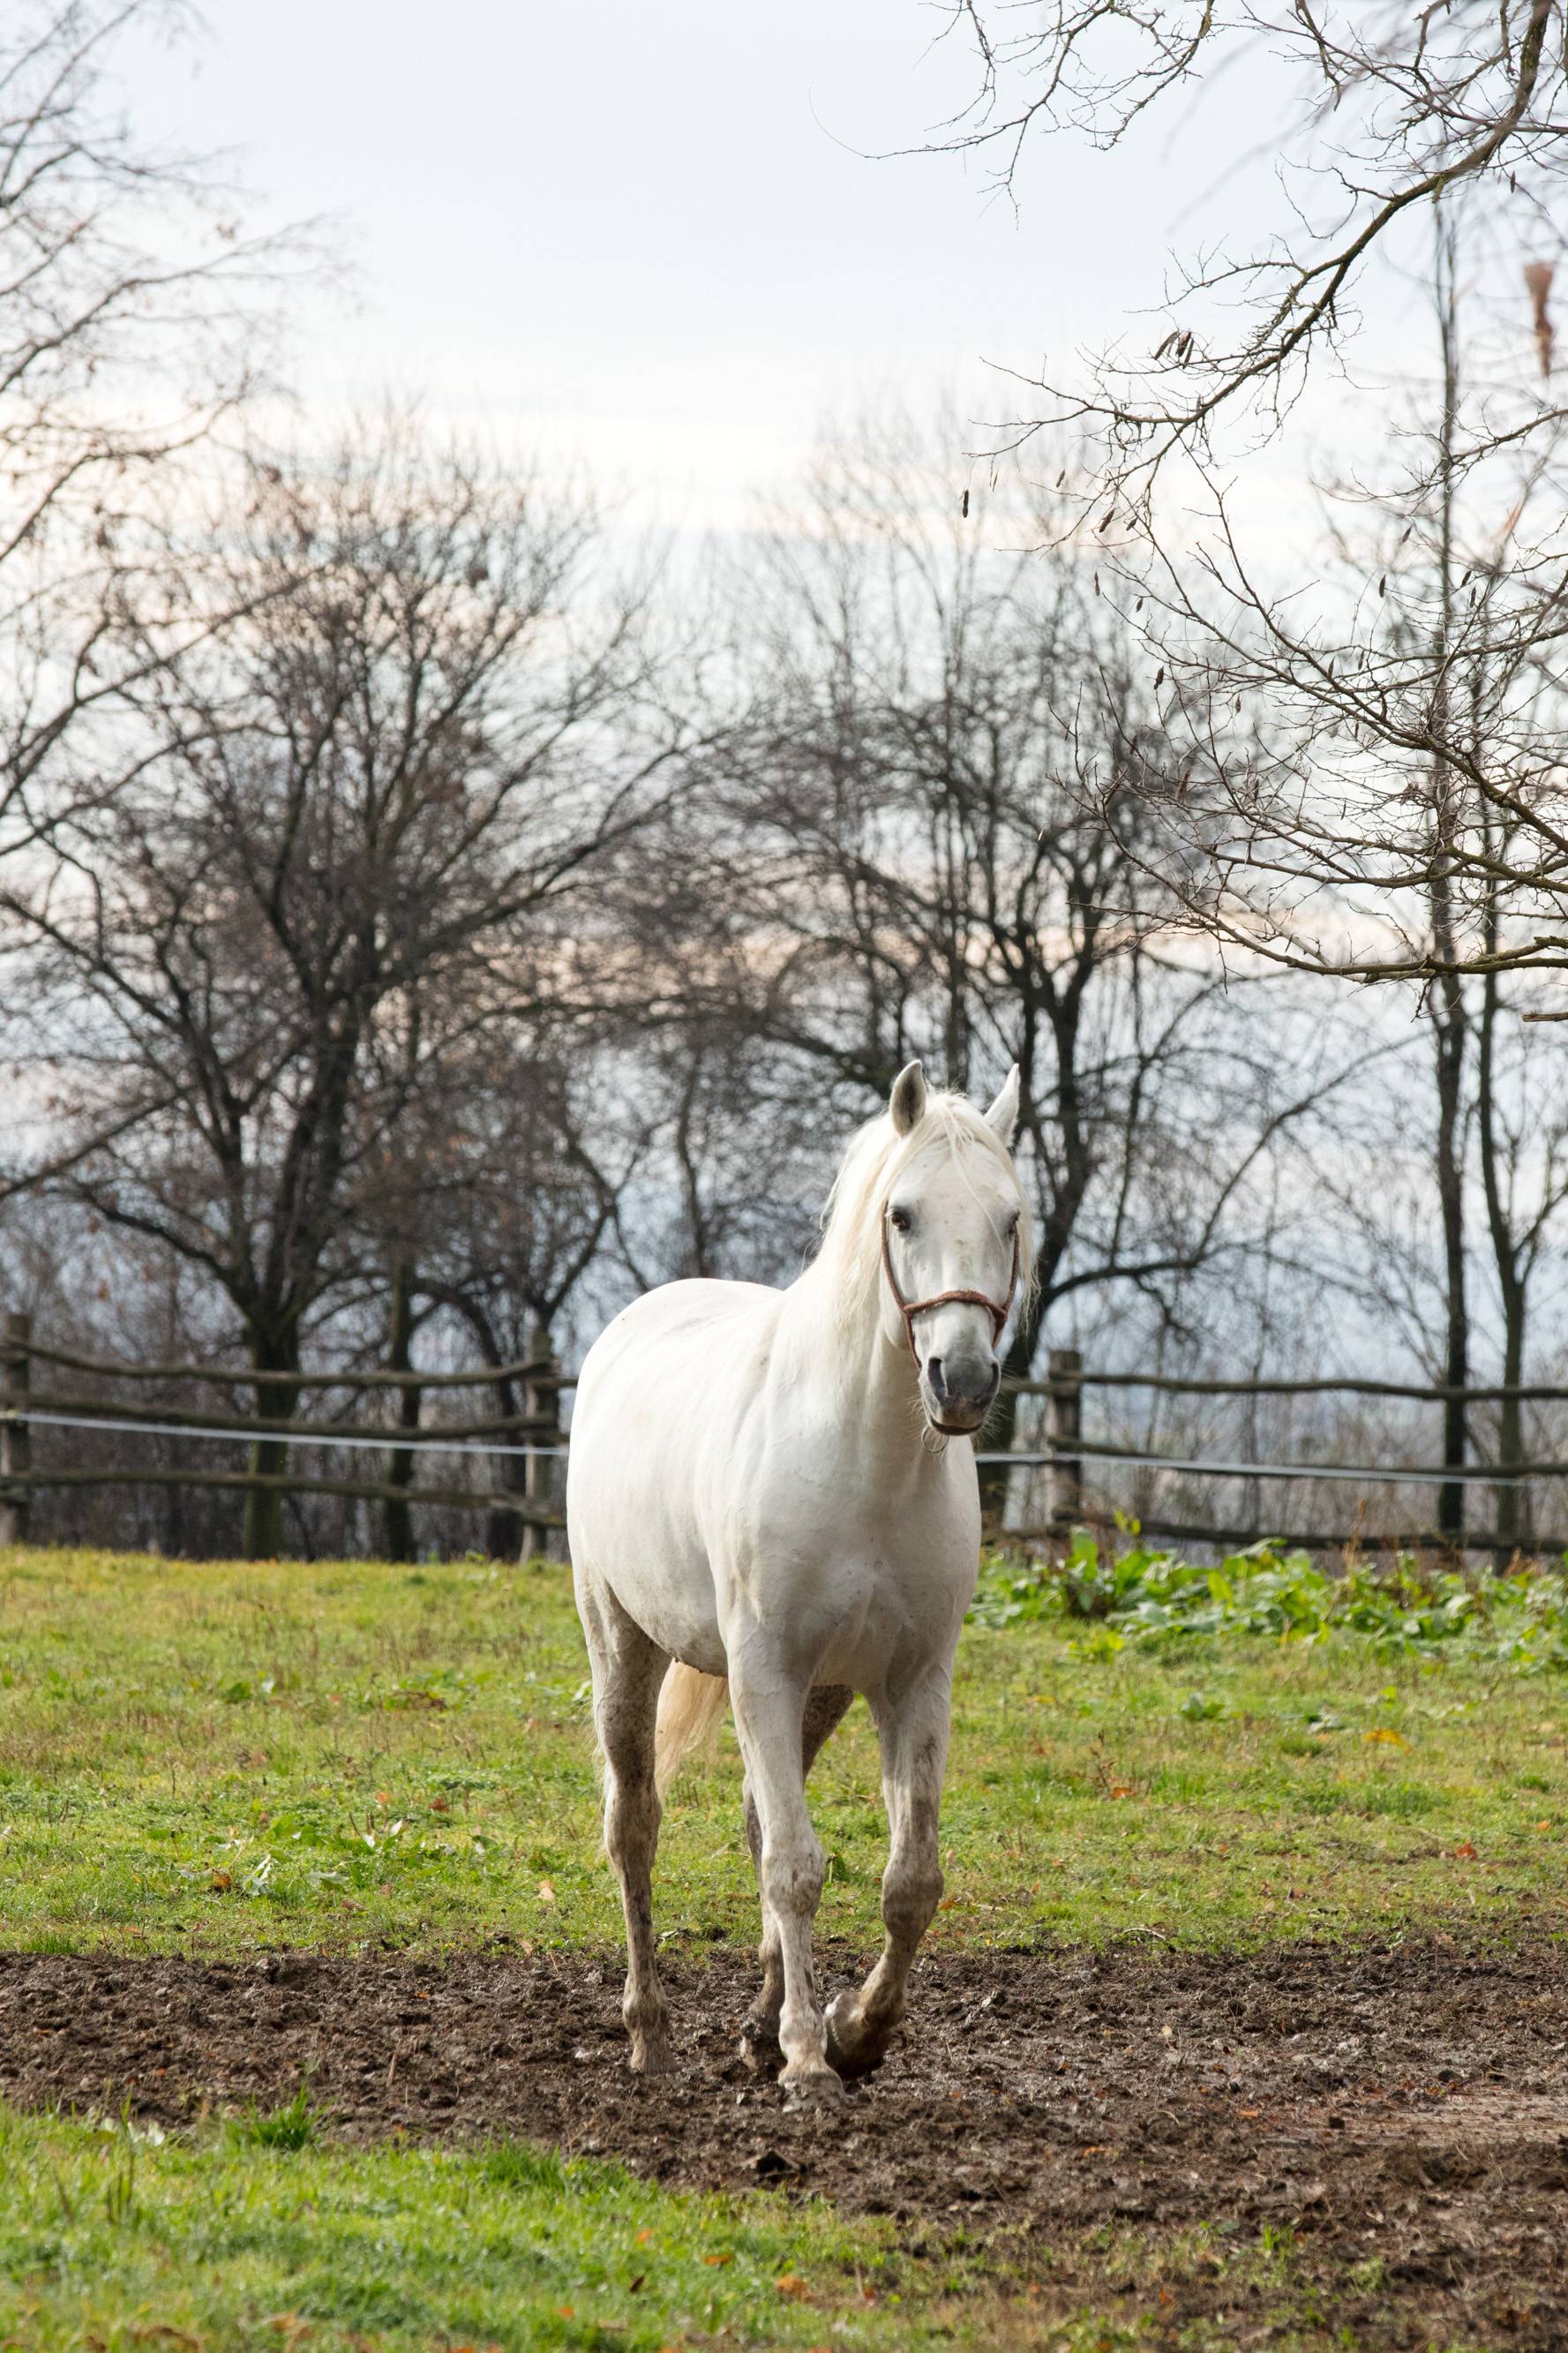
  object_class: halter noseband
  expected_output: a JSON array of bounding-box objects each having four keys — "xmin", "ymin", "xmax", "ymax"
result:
[{"xmin": 879, "ymin": 1213, "xmax": 1020, "ymax": 1366}]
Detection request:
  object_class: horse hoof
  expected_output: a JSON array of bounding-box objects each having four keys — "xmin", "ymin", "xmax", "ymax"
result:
[
  {"xmin": 739, "ymin": 2019, "xmax": 782, "ymax": 2075},
  {"xmin": 780, "ymin": 2062, "xmax": 846, "ymax": 2111},
  {"xmin": 629, "ymin": 2038, "xmax": 679, "ymax": 2077},
  {"xmin": 823, "ymin": 1991, "xmax": 889, "ymax": 2080}
]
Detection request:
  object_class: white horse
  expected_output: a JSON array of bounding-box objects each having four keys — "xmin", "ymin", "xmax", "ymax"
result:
[{"xmin": 566, "ymin": 1060, "xmax": 1031, "ymax": 2105}]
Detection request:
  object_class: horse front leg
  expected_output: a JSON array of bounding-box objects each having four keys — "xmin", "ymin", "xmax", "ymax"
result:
[
  {"xmin": 741, "ymin": 1682, "xmax": 853, "ymax": 2071},
  {"xmin": 825, "ymin": 1669, "xmax": 950, "ymax": 2079},
  {"xmin": 729, "ymin": 1659, "xmax": 843, "ymax": 2107}
]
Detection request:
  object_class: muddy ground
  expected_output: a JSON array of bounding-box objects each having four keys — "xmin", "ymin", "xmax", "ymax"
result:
[{"xmin": 4, "ymin": 1926, "xmax": 1567, "ymax": 2347}]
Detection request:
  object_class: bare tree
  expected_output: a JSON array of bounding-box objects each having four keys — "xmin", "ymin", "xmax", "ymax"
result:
[
  {"xmin": 931, "ymin": 0, "xmax": 1567, "ymax": 511},
  {"xmin": 1114, "ymin": 196, "xmax": 1568, "ymax": 1543},
  {"xmin": 1102, "ymin": 198, "xmax": 1568, "ymax": 989},
  {"xmin": 370, "ymin": 1013, "xmax": 653, "ymax": 1559},
  {"xmin": 0, "ymin": 418, "xmax": 677, "ymax": 1555},
  {"xmin": 0, "ymin": 0, "xmax": 302, "ymax": 846},
  {"xmin": 699, "ymin": 419, "xmax": 1362, "ymax": 1507}
]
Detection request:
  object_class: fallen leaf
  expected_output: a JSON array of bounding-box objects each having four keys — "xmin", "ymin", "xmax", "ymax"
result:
[
  {"xmin": 537, "ymin": 1881, "xmax": 556, "ymax": 1903},
  {"xmin": 776, "ymin": 2275, "xmax": 811, "ymax": 2300},
  {"xmin": 1453, "ymin": 1841, "xmax": 1479, "ymax": 1861},
  {"xmin": 703, "ymin": 2252, "xmax": 734, "ymax": 2267},
  {"xmin": 1364, "ymin": 1727, "xmax": 1407, "ymax": 1747},
  {"xmin": 209, "ymin": 1870, "xmax": 233, "ymax": 1892}
]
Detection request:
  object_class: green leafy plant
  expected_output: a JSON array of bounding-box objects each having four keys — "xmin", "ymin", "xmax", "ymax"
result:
[{"xmin": 972, "ymin": 1533, "xmax": 1568, "ymax": 1671}]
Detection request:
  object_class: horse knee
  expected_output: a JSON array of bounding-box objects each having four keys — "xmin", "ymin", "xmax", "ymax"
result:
[{"xmin": 761, "ymin": 1826, "xmax": 825, "ymax": 1921}]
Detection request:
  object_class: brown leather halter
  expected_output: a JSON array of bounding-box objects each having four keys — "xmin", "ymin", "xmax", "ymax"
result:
[{"xmin": 880, "ymin": 1212, "xmax": 1020, "ymax": 1367}]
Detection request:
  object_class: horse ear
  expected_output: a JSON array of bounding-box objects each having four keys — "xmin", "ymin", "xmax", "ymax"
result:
[
  {"xmin": 889, "ymin": 1060, "xmax": 927, "ymax": 1135},
  {"xmin": 984, "ymin": 1064, "xmax": 1021, "ymax": 1145}
]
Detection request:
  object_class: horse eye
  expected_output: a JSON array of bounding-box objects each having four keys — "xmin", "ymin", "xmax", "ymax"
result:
[{"xmin": 889, "ymin": 1206, "xmax": 912, "ymax": 1234}]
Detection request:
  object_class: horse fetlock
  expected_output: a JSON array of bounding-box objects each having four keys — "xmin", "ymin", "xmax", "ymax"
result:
[{"xmin": 623, "ymin": 1981, "xmax": 669, "ymax": 2037}]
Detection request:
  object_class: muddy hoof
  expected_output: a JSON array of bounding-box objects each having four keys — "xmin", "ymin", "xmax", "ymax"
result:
[
  {"xmin": 823, "ymin": 1989, "xmax": 890, "ymax": 2081},
  {"xmin": 781, "ymin": 2061, "xmax": 847, "ymax": 2111},
  {"xmin": 739, "ymin": 2017, "xmax": 783, "ymax": 2075},
  {"xmin": 629, "ymin": 2037, "xmax": 679, "ymax": 2076}
]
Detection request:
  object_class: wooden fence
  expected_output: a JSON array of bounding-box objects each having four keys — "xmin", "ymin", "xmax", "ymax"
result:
[
  {"xmin": 0, "ymin": 1312, "xmax": 577, "ymax": 1560},
  {"xmin": 3, "ymin": 1312, "xmax": 1567, "ymax": 1560},
  {"xmin": 1020, "ymin": 1349, "xmax": 1568, "ymax": 1557}
]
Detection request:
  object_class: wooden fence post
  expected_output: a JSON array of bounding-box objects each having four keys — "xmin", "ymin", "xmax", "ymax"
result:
[
  {"xmin": 381, "ymin": 1261, "xmax": 418, "ymax": 1564},
  {"xmin": 1047, "ymin": 1346, "xmax": 1082, "ymax": 1547},
  {"xmin": 0, "ymin": 1311, "xmax": 32, "ymax": 1546},
  {"xmin": 520, "ymin": 1356, "xmax": 562, "ymax": 1563}
]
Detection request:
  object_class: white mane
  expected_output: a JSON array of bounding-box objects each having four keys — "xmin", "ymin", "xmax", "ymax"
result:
[{"xmin": 800, "ymin": 1087, "xmax": 1036, "ymax": 1331}]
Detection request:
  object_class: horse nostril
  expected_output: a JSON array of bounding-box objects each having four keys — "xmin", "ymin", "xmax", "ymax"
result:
[{"xmin": 926, "ymin": 1356, "xmax": 946, "ymax": 1398}]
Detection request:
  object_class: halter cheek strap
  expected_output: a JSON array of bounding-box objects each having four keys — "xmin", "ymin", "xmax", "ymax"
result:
[{"xmin": 880, "ymin": 1214, "xmax": 1020, "ymax": 1366}]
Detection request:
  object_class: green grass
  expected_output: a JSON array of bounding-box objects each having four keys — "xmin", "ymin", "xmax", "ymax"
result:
[
  {"xmin": 0, "ymin": 2097, "xmax": 919, "ymax": 2350},
  {"xmin": 0, "ymin": 2101, "xmax": 1477, "ymax": 2352},
  {"xmin": 1, "ymin": 1540, "xmax": 1557, "ymax": 2351},
  {"xmin": 0, "ymin": 1542, "xmax": 1564, "ymax": 1956}
]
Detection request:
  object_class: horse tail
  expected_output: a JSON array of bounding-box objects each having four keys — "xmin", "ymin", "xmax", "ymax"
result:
[{"xmin": 654, "ymin": 1664, "xmax": 729, "ymax": 1799}]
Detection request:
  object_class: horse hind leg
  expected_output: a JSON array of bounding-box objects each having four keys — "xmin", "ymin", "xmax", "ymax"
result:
[
  {"xmin": 741, "ymin": 1682, "xmax": 853, "ymax": 2071},
  {"xmin": 577, "ymin": 1567, "xmax": 675, "ymax": 2075}
]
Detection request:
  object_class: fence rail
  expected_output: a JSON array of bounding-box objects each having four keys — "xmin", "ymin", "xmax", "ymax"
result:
[
  {"xmin": 1032, "ymin": 1348, "xmax": 1568, "ymax": 1559},
  {"xmin": 1, "ymin": 1312, "xmax": 1563, "ymax": 1562},
  {"xmin": 0, "ymin": 1312, "xmax": 577, "ymax": 1557}
]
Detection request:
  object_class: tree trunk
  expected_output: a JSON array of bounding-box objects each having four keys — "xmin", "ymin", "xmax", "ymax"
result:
[
  {"xmin": 243, "ymin": 1325, "xmax": 301, "ymax": 1560},
  {"xmin": 1431, "ymin": 981, "xmax": 1469, "ymax": 1543},
  {"xmin": 1427, "ymin": 194, "xmax": 1469, "ymax": 1548},
  {"xmin": 382, "ymin": 1259, "xmax": 420, "ymax": 1563},
  {"xmin": 1478, "ymin": 964, "xmax": 1529, "ymax": 1561}
]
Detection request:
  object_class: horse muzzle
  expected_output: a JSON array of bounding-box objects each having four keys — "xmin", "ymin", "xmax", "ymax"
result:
[{"xmin": 920, "ymin": 1354, "xmax": 1000, "ymax": 1435}]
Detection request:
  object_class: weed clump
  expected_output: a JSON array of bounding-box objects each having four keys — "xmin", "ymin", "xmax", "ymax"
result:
[
  {"xmin": 972, "ymin": 1530, "xmax": 1568, "ymax": 1672},
  {"xmin": 227, "ymin": 2083, "xmax": 315, "ymax": 2150}
]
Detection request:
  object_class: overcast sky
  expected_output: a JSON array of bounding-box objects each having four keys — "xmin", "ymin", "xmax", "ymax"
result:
[{"xmin": 119, "ymin": 4, "xmax": 1429, "ymax": 533}]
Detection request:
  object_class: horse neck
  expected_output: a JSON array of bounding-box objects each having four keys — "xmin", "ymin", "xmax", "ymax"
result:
[{"xmin": 781, "ymin": 1249, "xmax": 923, "ymax": 1459}]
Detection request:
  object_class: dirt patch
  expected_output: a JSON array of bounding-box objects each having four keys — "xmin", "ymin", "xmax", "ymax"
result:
[{"xmin": 4, "ymin": 1925, "xmax": 1568, "ymax": 2345}]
